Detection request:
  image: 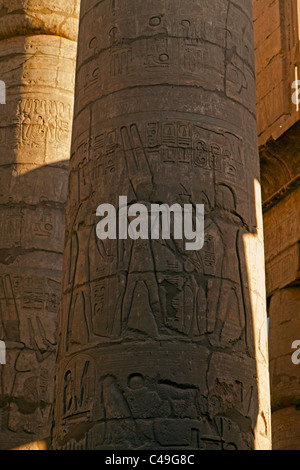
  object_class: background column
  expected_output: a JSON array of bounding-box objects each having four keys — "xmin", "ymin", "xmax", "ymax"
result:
[
  {"xmin": 264, "ymin": 190, "xmax": 300, "ymax": 450},
  {"xmin": 253, "ymin": 0, "xmax": 300, "ymax": 450},
  {"xmin": 0, "ymin": 0, "xmax": 80, "ymax": 450}
]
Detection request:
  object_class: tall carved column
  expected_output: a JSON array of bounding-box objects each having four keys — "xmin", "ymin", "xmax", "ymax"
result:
[
  {"xmin": 52, "ymin": 0, "xmax": 271, "ymax": 450},
  {"xmin": 0, "ymin": 1, "xmax": 79, "ymax": 450}
]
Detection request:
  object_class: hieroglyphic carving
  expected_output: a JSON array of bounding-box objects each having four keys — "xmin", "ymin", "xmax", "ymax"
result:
[
  {"xmin": 0, "ymin": 99, "xmax": 72, "ymax": 150},
  {"xmin": 0, "ymin": 3, "xmax": 79, "ymax": 450},
  {"xmin": 52, "ymin": 0, "xmax": 270, "ymax": 450},
  {"xmin": 109, "ymin": 27, "xmax": 133, "ymax": 77},
  {"xmin": 75, "ymin": 10, "xmax": 231, "ymax": 109},
  {"xmin": 53, "ymin": 120, "xmax": 263, "ymax": 450},
  {"xmin": 0, "ymin": 273, "xmax": 60, "ymax": 440},
  {"xmin": 53, "ymin": 343, "xmax": 253, "ymax": 450},
  {"xmin": 63, "ymin": 355, "xmax": 95, "ymax": 422}
]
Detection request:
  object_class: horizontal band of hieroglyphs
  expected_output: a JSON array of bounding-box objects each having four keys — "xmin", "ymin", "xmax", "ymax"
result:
[{"xmin": 0, "ymin": 99, "xmax": 73, "ymax": 148}]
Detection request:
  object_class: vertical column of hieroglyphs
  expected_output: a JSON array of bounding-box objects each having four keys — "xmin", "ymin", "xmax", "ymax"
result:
[
  {"xmin": 0, "ymin": 1, "xmax": 79, "ymax": 450},
  {"xmin": 52, "ymin": 0, "xmax": 271, "ymax": 450}
]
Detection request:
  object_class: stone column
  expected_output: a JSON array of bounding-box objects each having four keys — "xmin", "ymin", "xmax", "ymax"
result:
[
  {"xmin": 264, "ymin": 188, "xmax": 300, "ymax": 450},
  {"xmin": 0, "ymin": 1, "xmax": 79, "ymax": 450},
  {"xmin": 52, "ymin": 0, "xmax": 271, "ymax": 450},
  {"xmin": 253, "ymin": 0, "xmax": 300, "ymax": 450},
  {"xmin": 269, "ymin": 288, "xmax": 300, "ymax": 450}
]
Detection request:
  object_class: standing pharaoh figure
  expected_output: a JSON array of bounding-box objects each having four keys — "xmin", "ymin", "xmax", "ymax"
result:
[
  {"xmin": 52, "ymin": 0, "xmax": 271, "ymax": 450},
  {"xmin": 0, "ymin": 1, "xmax": 80, "ymax": 450}
]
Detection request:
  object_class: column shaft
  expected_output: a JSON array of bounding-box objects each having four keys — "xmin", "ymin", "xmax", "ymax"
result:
[
  {"xmin": 0, "ymin": 0, "xmax": 79, "ymax": 450},
  {"xmin": 52, "ymin": 0, "xmax": 271, "ymax": 450}
]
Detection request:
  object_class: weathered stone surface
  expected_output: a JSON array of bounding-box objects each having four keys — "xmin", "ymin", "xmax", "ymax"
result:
[
  {"xmin": 263, "ymin": 187, "xmax": 300, "ymax": 296},
  {"xmin": 260, "ymin": 123, "xmax": 300, "ymax": 212},
  {"xmin": 12, "ymin": 440, "xmax": 48, "ymax": 451},
  {"xmin": 0, "ymin": 1, "xmax": 80, "ymax": 40},
  {"xmin": 259, "ymin": 123, "xmax": 300, "ymax": 210},
  {"xmin": 269, "ymin": 288, "xmax": 300, "ymax": 410},
  {"xmin": 253, "ymin": 0, "xmax": 300, "ymax": 145},
  {"xmin": 0, "ymin": 2, "xmax": 79, "ymax": 450},
  {"xmin": 272, "ymin": 407, "xmax": 300, "ymax": 451},
  {"xmin": 51, "ymin": 0, "xmax": 271, "ymax": 450},
  {"xmin": 254, "ymin": 0, "xmax": 300, "ymax": 451}
]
